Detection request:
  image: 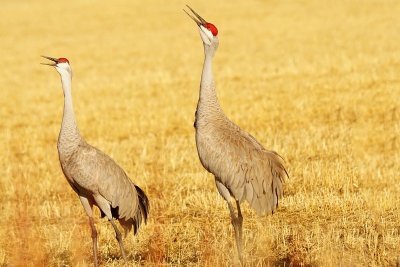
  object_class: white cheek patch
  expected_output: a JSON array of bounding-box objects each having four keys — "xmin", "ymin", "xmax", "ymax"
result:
[
  {"xmin": 203, "ymin": 26, "xmax": 214, "ymax": 40},
  {"xmin": 199, "ymin": 25, "xmax": 213, "ymax": 45},
  {"xmin": 57, "ymin": 62, "xmax": 69, "ymax": 68},
  {"xmin": 56, "ymin": 62, "xmax": 72, "ymax": 75}
]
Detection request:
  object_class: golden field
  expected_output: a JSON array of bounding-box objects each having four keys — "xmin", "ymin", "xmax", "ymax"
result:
[{"xmin": 0, "ymin": 0, "xmax": 399, "ymax": 266}]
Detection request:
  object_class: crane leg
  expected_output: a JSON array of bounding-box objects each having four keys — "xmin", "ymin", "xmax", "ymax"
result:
[
  {"xmin": 228, "ymin": 201, "xmax": 243, "ymax": 262},
  {"xmin": 79, "ymin": 196, "xmax": 99, "ymax": 267},
  {"xmin": 89, "ymin": 217, "xmax": 99, "ymax": 267},
  {"xmin": 215, "ymin": 179, "xmax": 243, "ymax": 262},
  {"xmin": 93, "ymin": 195, "xmax": 128, "ymax": 264},
  {"xmin": 109, "ymin": 219, "xmax": 128, "ymax": 264},
  {"xmin": 236, "ymin": 200, "xmax": 243, "ymax": 261}
]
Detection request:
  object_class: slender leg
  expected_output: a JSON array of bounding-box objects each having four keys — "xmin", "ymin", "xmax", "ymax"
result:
[
  {"xmin": 89, "ymin": 217, "xmax": 99, "ymax": 267},
  {"xmin": 79, "ymin": 196, "xmax": 99, "ymax": 267},
  {"xmin": 228, "ymin": 201, "xmax": 243, "ymax": 262},
  {"xmin": 93, "ymin": 195, "xmax": 128, "ymax": 263},
  {"xmin": 109, "ymin": 218, "xmax": 128, "ymax": 264},
  {"xmin": 215, "ymin": 180, "xmax": 244, "ymax": 262},
  {"xmin": 236, "ymin": 200, "xmax": 243, "ymax": 261}
]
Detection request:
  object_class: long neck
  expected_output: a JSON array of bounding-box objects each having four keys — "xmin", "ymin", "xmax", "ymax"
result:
[
  {"xmin": 58, "ymin": 74, "xmax": 82, "ymax": 158},
  {"xmin": 196, "ymin": 52, "xmax": 224, "ymax": 120}
]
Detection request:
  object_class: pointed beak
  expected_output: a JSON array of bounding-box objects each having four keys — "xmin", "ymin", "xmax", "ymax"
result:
[
  {"xmin": 41, "ymin": 56, "xmax": 58, "ymax": 66},
  {"xmin": 183, "ymin": 5, "xmax": 207, "ymax": 27}
]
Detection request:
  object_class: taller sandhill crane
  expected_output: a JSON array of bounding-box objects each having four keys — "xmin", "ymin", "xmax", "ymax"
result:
[
  {"xmin": 184, "ymin": 6, "xmax": 289, "ymax": 261},
  {"xmin": 42, "ymin": 56, "xmax": 149, "ymax": 266}
]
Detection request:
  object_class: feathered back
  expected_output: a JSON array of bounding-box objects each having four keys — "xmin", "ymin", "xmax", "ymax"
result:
[
  {"xmin": 66, "ymin": 143, "xmax": 150, "ymax": 237},
  {"xmin": 196, "ymin": 121, "xmax": 288, "ymax": 216}
]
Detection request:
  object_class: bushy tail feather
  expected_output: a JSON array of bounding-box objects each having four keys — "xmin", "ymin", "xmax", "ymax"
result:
[
  {"xmin": 135, "ymin": 185, "xmax": 149, "ymax": 222},
  {"xmin": 132, "ymin": 185, "xmax": 149, "ymax": 235},
  {"xmin": 119, "ymin": 185, "xmax": 150, "ymax": 237}
]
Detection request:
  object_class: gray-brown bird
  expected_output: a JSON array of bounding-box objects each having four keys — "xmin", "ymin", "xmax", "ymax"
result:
[
  {"xmin": 184, "ymin": 6, "xmax": 288, "ymax": 261},
  {"xmin": 42, "ymin": 56, "xmax": 149, "ymax": 266}
]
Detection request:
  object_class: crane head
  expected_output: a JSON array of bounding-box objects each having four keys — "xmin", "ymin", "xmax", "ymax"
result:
[
  {"xmin": 184, "ymin": 5, "xmax": 218, "ymax": 46},
  {"xmin": 41, "ymin": 56, "xmax": 72, "ymax": 77}
]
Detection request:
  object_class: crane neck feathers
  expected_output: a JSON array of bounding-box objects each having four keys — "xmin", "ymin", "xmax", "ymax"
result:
[
  {"xmin": 58, "ymin": 73, "xmax": 82, "ymax": 159},
  {"xmin": 197, "ymin": 54, "xmax": 225, "ymax": 120}
]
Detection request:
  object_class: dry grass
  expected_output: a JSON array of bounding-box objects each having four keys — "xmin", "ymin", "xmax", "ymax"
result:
[{"xmin": 1, "ymin": 0, "xmax": 399, "ymax": 266}]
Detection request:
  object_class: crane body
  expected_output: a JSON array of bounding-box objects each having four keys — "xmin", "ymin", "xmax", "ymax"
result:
[
  {"xmin": 42, "ymin": 56, "xmax": 149, "ymax": 266},
  {"xmin": 185, "ymin": 6, "xmax": 288, "ymax": 261}
]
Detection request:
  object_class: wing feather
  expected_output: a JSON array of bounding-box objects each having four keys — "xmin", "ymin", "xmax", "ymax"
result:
[
  {"xmin": 71, "ymin": 143, "xmax": 148, "ymax": 234},
  {"xmin": 201, "ymin": 122, "xmax": 288, "ymax": 216}
]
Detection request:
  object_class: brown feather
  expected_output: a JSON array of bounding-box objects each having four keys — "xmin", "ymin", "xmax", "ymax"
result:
[
  {"xmin": 196, "ymin": 115, "xmax": 288, "ymax": 216},
  {"xmin": 59, "ymin": 139, "xmax": 149, "ymax": 236}
]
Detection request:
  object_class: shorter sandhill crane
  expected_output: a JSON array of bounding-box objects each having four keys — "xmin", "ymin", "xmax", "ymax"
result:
[
  {"xmin": 42, "ymin": 56, "xmax": 149, "ymax": 266},
  {"xmin": 184, "ymin": 6, "xmax": 289, "ymax": 261}
]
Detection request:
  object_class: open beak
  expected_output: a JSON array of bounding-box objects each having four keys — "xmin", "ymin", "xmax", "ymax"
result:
[
  {"xmin": 183, "ymin": 5, "xmax": 207, "ymax": 27},
  {"xmin": 41, "ymin": 56, "xmax": 58, "ymax": 66}
]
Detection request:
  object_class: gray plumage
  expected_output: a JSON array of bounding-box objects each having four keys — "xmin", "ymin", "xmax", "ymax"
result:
[
  {"xmin": 196, "ymin": 112, "xmax": 287, "ymax": 216},
  {"xmin": 59, "ymin": 138, "xmax": 148, "ymax": 235},
  {"xmin": 185, "ymin": 6, "xmax": 288, "ymax": 261},
  {"xmin": 43, "ymin": 56, "xmax": 149, "ymax": 266}
]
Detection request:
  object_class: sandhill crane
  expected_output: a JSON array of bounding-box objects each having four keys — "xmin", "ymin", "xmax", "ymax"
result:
[
  {"xmin": 42, "ymin": 56, "xmax": 149, "ymax": 266},
  {"xmin": 184, "ymin": 6, "xmax": 289, "ymax": 261}
]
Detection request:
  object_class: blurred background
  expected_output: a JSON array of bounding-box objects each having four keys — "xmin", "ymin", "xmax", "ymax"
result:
[{"xmin": 0, "ymin": 0, "xmax": 399, "ymax": 265}]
